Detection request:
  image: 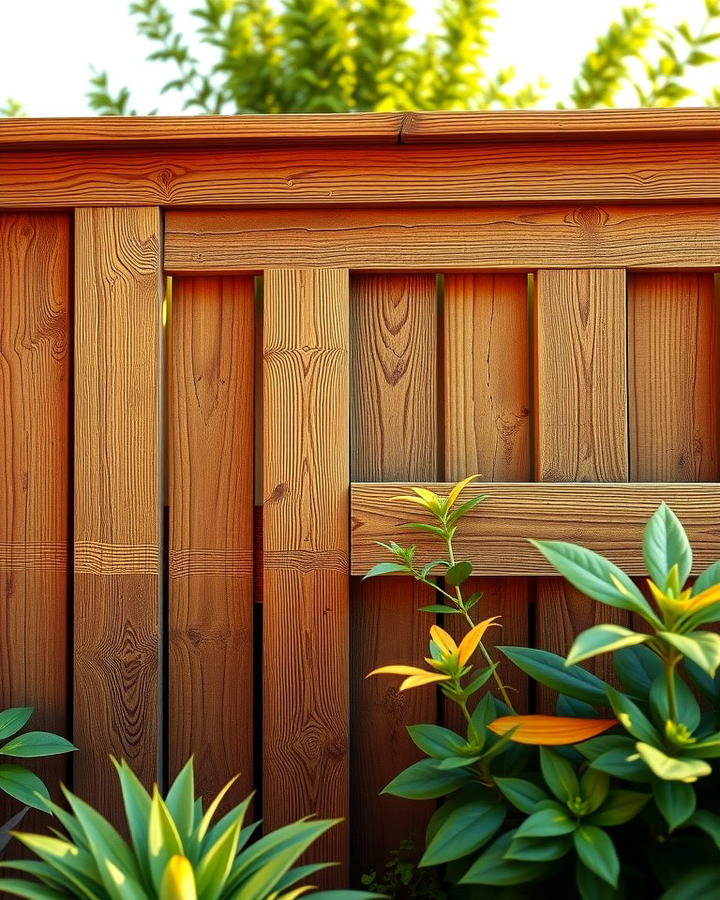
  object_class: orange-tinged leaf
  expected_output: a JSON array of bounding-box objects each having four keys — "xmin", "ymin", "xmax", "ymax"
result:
[
  {"xmin": 400, "ymin": 673, "xmax": 451, "ymax": 691},
  {"xmin": 457, "ymin": 617, "xmax": 501, "ymax": 665},
  {"xmin": 430, "ymin": 625, "xmax": 458, "ymax": 656},
  {"xmin": 687, "ymin": 583, "xmax": 720, "ymax": 614},
  {"xmin": 488, "ymin": 715, "xmax": 617, "ymax": 746},
  {"xmin": 447, "ymin": 474, "xmax": 481, "ymax": 509},
  {"xmin": 367, "ymin": 664, "xmax": 432, "ymax": 678}
]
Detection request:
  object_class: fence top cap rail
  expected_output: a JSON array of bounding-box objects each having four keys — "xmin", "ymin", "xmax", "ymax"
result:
[{"xmin": 2, "ymin": 108, "xmax": 720, "ymax": 150}]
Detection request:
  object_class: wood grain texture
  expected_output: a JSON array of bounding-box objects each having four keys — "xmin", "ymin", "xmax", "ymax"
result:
[
  {"xmin": 0, "ymin": 214, "xmax": 70, "ymax": 823},
  {"xmin": 444, "ymin": 274, "xmax": 531, "ymax": 713},
  {"xmin": 165, "ymin": 205, "xmax": 720, "ymax": 273},
  {"xmin": 534, "ymin": 269, "xmax": 629, "ymax": 709},
  {"xmin": 351, "ymin": 483, "xmax": 720, "ymax": 575},
  {"xmin": 6, "ymin": 110, "xmax": 720, "ymax": 150},
  {"xmin": 169, "ymin": 276, "xmax": 255, "ymax": 803},
  {"xmin": 629, "ymin": 274, "xmax": 720, "ymax": 482},
  {"xmin": 7, "ymin": 142, "xmax": 720, "ymax": 207},
  {"xmin": 350, "ymin": 274, "xmax": 438, "ymax": 877},
  {"xmin": 535, "ymin": 270, "xmax": 628, "ymax": 482},
  {"xmin": 74, "ymin": 208, "xmax": 162, "ymax": 819},
  {"xmin": 263, "ymin": 269, "xmax": 349, "ymax": 884}
]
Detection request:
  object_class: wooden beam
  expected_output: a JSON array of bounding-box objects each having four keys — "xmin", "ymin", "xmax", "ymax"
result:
[
  {"xmin": 350, "ymin": 483, "xmax": 720, "ymax": 576},
  {"xmin": 263, "ymin": 269, "xmax": 350, "ymax": 885},
  {"xmin": 6, "ymin": 142, "xmax": 720, "ymax": 208},
  {"xmin": 74, "ymin": 208, "xmax": 163, "ymax": 819}
]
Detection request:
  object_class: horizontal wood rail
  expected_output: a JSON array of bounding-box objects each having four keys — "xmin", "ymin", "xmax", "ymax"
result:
[
  {"xmin": 165, "ymin": 205, "xmax": 720, "ymax": 272},
  {"xmin": 350, "ymin": 483, "xmax": 720, "ymax": 576}
]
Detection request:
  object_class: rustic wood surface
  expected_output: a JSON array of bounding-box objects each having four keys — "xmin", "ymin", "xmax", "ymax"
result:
[
  {"xmin": 0, "ymin": 213, "xmax": 70, "ymax": 826},
  {"xmin": 74, "ymin": 208, "xmax": 163, "ymax": 818},
  {"xmin": 165, "ymin": 205, "xmax": 720, "ymax": 273},
  {"xmin": 4, "ymin": 110, "xmax": 720, "ymax": 150},
  {"xmin": 169, "ymin": 276, "xmax": 255, "ymax": 804},
  {"xmin": 350, "ymin": 274, "xmax": 438, "ymax": 877},
  {"xmin": 351, "ymin": 483, "xmax": 720, "ymax": 576},
  {"xmin": 443, "ymin": 274, "xmax": 531, "ymax": 713},
  {"xmin": 263, "ymin": 269, "xmax": 350, "ymax": 884},
  {"xmin": 629, "ymin": 273, "xmax": 720, "ymax": 483},
  {"xmin": 6, "ymin": 142, "xmax": 720, "ymax": 207}
]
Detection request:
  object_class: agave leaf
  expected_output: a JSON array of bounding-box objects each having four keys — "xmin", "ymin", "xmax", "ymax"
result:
[
  {"xmin": 165, "ymin": 759, "xmax": 195, "ymax": 845},
  {"xmin": 11, "ymin": 834, "xmax": 103, "ymax": 900},
  {"xmin": 195, "ymin": 822, "xmax": 240, "ymax": 900},
  {"xmin": 272, "ymin": 862, "xmax": 332, "ymax": 894},
  {"xmin": 196, "ymin": 777, "xmax": 242, "ymax": 845},
  {"xmin": 111, "ymin": 758, "xmax": 152, "ymax": 888},
  {"xmin": 147, "ymin": 789, "xmax": 184, "ymax": 891},
  {"xmin": 0, "ymin": 879, "xmax": 68, "ymax": 899},
  {"xmin": 103, "ymin": 858, "xmax": 151, "ymax": 900}
]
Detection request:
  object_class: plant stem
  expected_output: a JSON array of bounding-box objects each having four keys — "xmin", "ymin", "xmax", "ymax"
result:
[{"xmin": 665, "ymin": 656, "xmax": 679, "ymax": 724}]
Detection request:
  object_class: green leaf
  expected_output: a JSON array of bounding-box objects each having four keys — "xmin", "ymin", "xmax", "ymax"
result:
[
  {"xmin": 589, "ymin": 749, "xmax": 652, "ymax": 783},
  {"xmin": 588, "ymin": 789, "xmax": 650, "ymax": 826},
  {"xmin": 494, "ymin": 777, "xmax": 550, "ymax": 814},
  {"xmin": 0, "ymin": 709, "xmax": 33, "ymax": 742},
  {"xmin": 579, "ymin": 768, "xmax": 609, "ymax": 814},
  {"xmin": 577, "ymin": 735, "xmax": 635, "ymax": 762},
  {"xmin": 464, "ymin": 665, "xmax": 497, "ymax": 696},
  {"xmin": 660, "ymin": 866, "xmax": 720, "ymax": 899},
  {"xmin": 446, "ymin": 561, "xmax": 472, "ymax": 587},
  {"xmin": 0, "ymin": 732, "xmax": 75, "ymax": 758},
  {"xmin": 688, "ymin": 810, "xmax": 720, "ymax": 850},
  {"xmin": 460, "ymin": 830, "xmax": 548, "ymax": 886},
  {"xmin": 574, "ymin": 825, "xmax": 619, "ymax": 888},
  {"xmin": 530, "ymin": 540, "xmax": 658, "ymax": 624},
  {"xmin": 382, "ymin": 759, "xmax": 472, "ymax": 800},
  {"xmin": 606, "ymin": 686, "xmax": 659, "ymax": 744},
  {"xmin": 420, "ymin": 801, "xmax": 505, "ymax": 865},
  {"xmin": 661, "ymin": 631, "xmax": 720, "ymax": 678},
  {"xmin": 515, "ymin": 804, "xmax": 577, "ymax": 838},
  {"xmin": 692, "ymin": 560, "xmax": 720, "ymax": 596},
  {"xmin": 576, "ymin": 860, "xmax": 619, "ymax": 900},
  {"xmin": 643, "ymin": 503, "xmax": 692, "ymax": 589},
  {"xmin": 505, "ymin": 834, "xmax": 572, "ymax": 862},
  {"xmin": 650, "ymin": 673, "xmax": 700, "ymax": 733},
  {"xmin": 0, "ymin": 765, "xmax": 49, "ymax": 811},
  {"xmin": 406, "ymin": 724, "xmax": 468, "ymax": 759},
  {"xmin": 362, "ymin": 562, "xmax": 407, "ymax": 579},
  {"xmin": 0, "ymin": 879, "xmax": 69, "ymax": 899},
  {"xmin": 635, "ymin": 743, "xmax": 711, "ymax": 782},
  {"xmin": 540, "ymin": 748, "xmax": 579, "ymax": 804},
  {"xmin": 165, "ymin": 757, "xmax": 195, "ymax": 844},
  {"xmin": 418, "ymin": 605, "xmax": 461, "ymax": 614},
  {"xmin": 566, "ymin": 625, "xmax": 648, "ymax": 667},
  {"xmin": 196, "ymin": 822, "xmax": 240, "ymax": 900},
  {"xmin": 147, "ymin": 789, "xmax": 183, "ymax": 890},
  {"xmin": 653, "ymin": 780, "xmax": 696, "ymax": 830},
  {"xmin": 498, "ymin": 647, "xmax": 609, "ymax": 706},
  {"xmin": 613, "ymin": 644, "xmax": 664, "ymax": 697}
]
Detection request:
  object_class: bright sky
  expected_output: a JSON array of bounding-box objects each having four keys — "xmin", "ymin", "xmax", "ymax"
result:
[{"xmin": 0, "ymin": 0, "xmax": 716, "ymax": 115}]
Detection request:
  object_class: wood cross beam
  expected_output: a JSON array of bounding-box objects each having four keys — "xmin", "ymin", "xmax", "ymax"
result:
[{"xmin": 350, "ymin": 483, "xmax": 720, "ymax": 577}]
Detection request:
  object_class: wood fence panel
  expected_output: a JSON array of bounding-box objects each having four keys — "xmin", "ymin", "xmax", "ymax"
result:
[
  {"xmin": 0, "ymin": 213, "xmax": 70, "ymax": 823},
  {"xmin": 263, "ymin": 268, "xmax": 350, "ymax": 884},
  {"xmin": 629, "ymin": 274, "xmax": 719, "ymax": 483},
  {"xmin": 443, "ymin": 274, "xmax": 531, "ymax": 716},
  {"xmin": 169, "ymin": 276, "xmax": 255, "ymax": 803},
  {"xmin": 350, "ymin": 274, "xmax": 437, "ymax": 877},
  {"xmin": 534, "ymin": 269, "xmax": 630, "ymax": 710},
  {"xmin": 74, "ymin": 207, "xmax": 163, "ymax": 818}
]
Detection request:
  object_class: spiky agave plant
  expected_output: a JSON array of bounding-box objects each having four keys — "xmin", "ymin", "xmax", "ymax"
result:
[{"xmin": 0, "ymin": 757, "xmax": 381, "ymax": 900}]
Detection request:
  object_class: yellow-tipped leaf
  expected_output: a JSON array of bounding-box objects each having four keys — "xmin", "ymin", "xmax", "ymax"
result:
[{"xmin": 457, "ymin": 617, "xmax": 501, "ymax": 665}]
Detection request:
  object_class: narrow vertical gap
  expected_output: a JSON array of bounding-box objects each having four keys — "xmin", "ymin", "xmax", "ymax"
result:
[
  {"xmin": 252, "ymin": 274, "xmax": 264, "ymax": 815},
  {"xmin": 625, "ymin": 271, "xmax": 633, "ymax": 485},
  {"xmin": 527, "ymin": 582, "xmax": 538, "ymax": 715},
  {"xmin": 159, "ymin": 273, "xmax": 172, "ymax": 793},
  {"xmin": 436, "ymin": 273, "xmax": 445, "ymax": 483},
  {"xmin": 67, "ymin": 212, "xmax": 77, "ymax": 789},
  {"xmin": 527, "ymin": 272, "xmax": 536, "ymax": 482}
]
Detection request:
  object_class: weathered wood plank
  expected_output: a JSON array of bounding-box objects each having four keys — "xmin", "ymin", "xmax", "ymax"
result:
[
  {"xmin": 169, "ymin": 276, "xmax": 255, "ymax": 803},
  {"xmin": 0, "ymin": 213, "xmax": 70, "ymax": 824},
  {"xmin": 165, "ymin": 205, "xmax": 720, "ymax": 273},
  {"xmin": 263, "ymin": 269, "xmax": 349, "ymax": 884},
  {"xmin": 6, "ymin": 142, "xmax": 720, "ymax": 207},
  {"xmin": 350, "ymin": 274, "xmax": 438, "ymax": 876},
  {"xmin": 443, "ymin": 274, "xmax": 531, "ymax": 713},
  {"xmin": 350, "ymin": 483, "xmax": 720, "ymax": 576},
  {"xmin": 629, "ymin": 273, "xmax": 720, "ymax": 482},
  {"xmin": 74, "ymin": 208, "xmax": 163, "ymax": 819}
]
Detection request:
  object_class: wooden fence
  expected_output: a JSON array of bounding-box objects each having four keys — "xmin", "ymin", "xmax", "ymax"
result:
[{"xmin": 1, "ymin": 110, "xmax": 720, "ymax": 886}]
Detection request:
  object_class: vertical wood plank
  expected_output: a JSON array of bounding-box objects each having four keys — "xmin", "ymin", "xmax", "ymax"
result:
[
  {"xmin": 263, "ymin": 269, "xmax": 349, "ymax": 882},
  {"xmin": 629, "ymin": 273, "xmax": 719, "ymax": 483},
  {"xmin": 74, "ymin": 208, "xmax": 162, "ymax": 817},
  {"xmin": 0, "ymin": 214, "xmax": 70, "ymax": 822},
  {"xmin": 534, "ymin": 269, "xmax": 629, "ymax": 708},
  {"xmin": 169, "ymin": 276, "xmax": 254, "ymax": 802},
  {"xmin": 350, "ymin": 274, "xmax": 437, "ymax": 876},
  {"xmin": 444, "ymin": 274, "xmax": 531, "ymax": 715}
]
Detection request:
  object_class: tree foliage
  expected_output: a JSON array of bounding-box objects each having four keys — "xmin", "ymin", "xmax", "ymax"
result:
[{"xmin": 4, "ymin": 0, "xmax": 720, "ymax": 115}]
